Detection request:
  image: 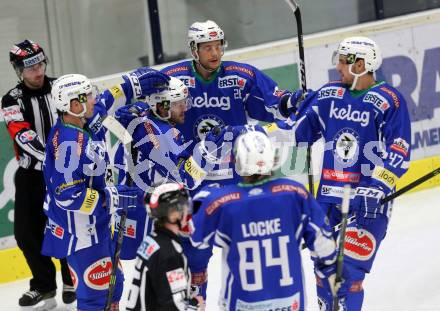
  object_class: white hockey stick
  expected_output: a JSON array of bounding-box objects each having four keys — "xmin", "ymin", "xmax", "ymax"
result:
[{"xmin": 102, "ymin": 115, "xmax": 134, "ymax": 311}]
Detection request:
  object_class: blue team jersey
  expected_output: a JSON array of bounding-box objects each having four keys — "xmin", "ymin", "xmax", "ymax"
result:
[
  {"xmin": 266, "ymin": 81, "xmax": 411, "ymax": 204},
  {"xmin": 42, "ymin": 85, "xmax": 129, "ymax": 258},
  {"xmin": 161, "ymin": 60, "xmax": 285, "ymax": 186},
  {"xmin": 190, "ymin": 178, "xmax": 336, "ymax": 311}
]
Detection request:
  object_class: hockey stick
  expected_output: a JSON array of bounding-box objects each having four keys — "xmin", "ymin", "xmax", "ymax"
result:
[
  {"xmin": 301, "ymin": 165, "xmax": 440, "ymax": 250},
  {"xmin": 285, "ymin": 0, "xmax": 314, "ymax": 196},
  {"xmin": 332, "ymin": 185, "xmax": 350, "ymax": 311},
  {"xmin": 102, "ymin": 115, "xmax": 134, "ymax": 311},
  {"xmin": 332, "ymin": 165, "xmax": 440, "ymax": 231}
]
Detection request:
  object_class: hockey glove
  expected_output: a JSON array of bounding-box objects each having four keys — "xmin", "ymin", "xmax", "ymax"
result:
[
  {"xmin": 103, "ymin": 185, "xmax": 144, "ymax": 214},
  {"xmin": 315, "ymin": 263, "xmax": 350, "ymax": 298},
  {"xmin": 353, "ymin": 182, "xmax": 387, "ymax": 226},
  {"xmin": 121, "ymin": 67, "xmax": 170, "ymax": 100},
  {"xmin": 279, "ymin": 89, "xmax": 314, "ymax": 118},
  {"xmin": 114, "ymin": 101, "xmax": 150, "ymax": 128}
]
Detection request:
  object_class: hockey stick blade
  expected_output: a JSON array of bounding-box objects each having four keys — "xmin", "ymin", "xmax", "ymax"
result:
[{"xmin": 102, "ymin": 115, "xmax": 133, "ymax": 145}]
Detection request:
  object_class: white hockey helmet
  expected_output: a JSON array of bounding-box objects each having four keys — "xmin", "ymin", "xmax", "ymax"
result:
[
  {"xmin": 187, "ymin": 20, "xmax": 226, "ymax": 57},
  {"xmin": 51, "ymin": 74, "xmax": 95, "ymax": 118},
  {"xmin": 333, "ymin": 36, "xmax": 382, "ymax": 72},
  {"xmin": 147, "ymin": 77, "xmax": 191, "ymax": 120},
  {"xmin": 234, "ymin": 131, "xmax": 275, "ymax": 176}
]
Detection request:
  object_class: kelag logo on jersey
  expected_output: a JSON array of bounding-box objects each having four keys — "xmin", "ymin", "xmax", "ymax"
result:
[
  {"xmin": 329, "ymin": 101, "xmax": 370, "ymax": 127},
  {"xmin": 318, "ymin": 86, "xmax": 345, "ymax": 100},
  {"xmin": 363, "ymin": 91, "xmax": 390, "ymax": 112},
  {"xmin": 177, "ymin": 75, "xmax": 196, "ymax": 88},
  {"xmin": 218, "ymin": 75, "xmax": 246, "ymax": 90},
  {"xmin": 191, "ymin": 92, "xmax": 231, "ymax": 110}
]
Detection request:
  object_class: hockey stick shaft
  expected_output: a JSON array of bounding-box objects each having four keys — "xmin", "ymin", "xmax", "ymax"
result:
[
  {"xmin": 102, "ymin": 116, "xmax": 134, "ymax": 311},
  {"xmin": 332, "ymin": 185, "xmax": 351, "ymax": 311},
  {"xmin": 285, "ymin": 0, "xmax": 314, "ymax": 196},
  {"xmin": 332, "ymin": 165, "xmax": 440, "ymax": 231},
  {"xmin": 302, "ymin": 165, "xmax": 440, "ymax": 250}
]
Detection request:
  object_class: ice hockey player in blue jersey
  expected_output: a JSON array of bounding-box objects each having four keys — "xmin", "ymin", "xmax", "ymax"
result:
[
  {"xmin": 190, "ymin": 131, "xmax": 339, "ymax": 311},
  {"xmin": 161, "ymin": 20, "xmax": 291, "ymax": 187},
  {"xmin": 41, "ymin": 68, "xmax": 169, "ymax": 310},
  {"xmin": 242, "ymin": 36, "xmax": 411, "ymax": 310},
  {"xmin": 113, "ymin": 76, "xmax": 213, "ymax": 260}
]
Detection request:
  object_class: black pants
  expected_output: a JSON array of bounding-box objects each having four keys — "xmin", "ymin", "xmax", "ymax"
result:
[{"xmin": 14, "ymin": 167, "xmax": 72, "ymax": 292}]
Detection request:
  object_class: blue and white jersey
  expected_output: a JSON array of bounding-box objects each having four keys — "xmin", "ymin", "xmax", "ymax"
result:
[
  {"xmin": 265, "ymin": 81, "xmax": 411, "ymax": 204},
  {"xmin": 190, "ymin": 178, "xmax": 336, "ymax": 311},
  {"xmin": 115, "ymin": 112, "xmax": 207, "ymax": 192},
  {"xmin": 161, "ymin": 60, "xmax": 286, "ymax": 186},
  {"xmin": 42, "ymin": 84, "xmax": 130, "ymax": 258}
]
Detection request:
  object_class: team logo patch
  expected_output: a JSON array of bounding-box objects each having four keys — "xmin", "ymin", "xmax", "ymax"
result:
[
  {"xmin": 137, "ymin": 236, "xmax": 160, "ymax": 260},
  {"xmin": 333, "ymin": 128, "xmax": 359, "ymax": 165},
  {"xmin": 68, "ymin": 264, "xmax": 78, "ymax": 290},
  {"xmin": 218, "ymin": 75, "xmax": 247, "ymax": 90},
  {"xmin": 317, "ymin": 86, "xmax": 345, "ymax": 100},
  {"xmin": 83, "ymin": 257, "xmax": 112, "ymax": 290},
  {"xmin": 363, "ymin": 91, "xmax": 390, "ymax": 112},
  {"xmin": 344, "ymin": 228, "xmax": 376, "ymax": 261},
  {"xmin": 166, "ymin": 268, "xmax": 187, "ymax": 293},
  {"xmin": 193, "ymin": 114, "xmax": 225, "ymax": 140},
  {"xmin": 18, "ymin": 130, "xmax": 37, "ymax": 144}
]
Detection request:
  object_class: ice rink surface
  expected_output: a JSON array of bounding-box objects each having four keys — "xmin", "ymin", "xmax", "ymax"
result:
[{"xmin": 1, "ymin": 186, "xmax": 439, "ymax": 311}]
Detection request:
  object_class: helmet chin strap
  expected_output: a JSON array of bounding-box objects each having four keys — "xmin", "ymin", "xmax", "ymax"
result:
[
  {"xmin": 67, "ymin": 102, "xmax": 87, "ymax": 119},
  {"xmin": 348, "ymin": 64, "xmax": 368, "ymax": 90}
]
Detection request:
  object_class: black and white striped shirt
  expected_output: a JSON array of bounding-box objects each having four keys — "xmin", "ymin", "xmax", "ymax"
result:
[{"xmin": 1, "ymin": 76, "xmax": 57, "ymax": 170}]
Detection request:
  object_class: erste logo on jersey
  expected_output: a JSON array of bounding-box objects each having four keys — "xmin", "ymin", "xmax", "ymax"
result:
[
  {"xmin": 177, "ymin": 75, "xmax": 196, "ymax": 88},
  {"xmin": 84, "ymin": 257, "xmax": 112, "ymax": 290},
  {"xmin": 318, "ymin": 86, "xmax": 345, "ymax": 100},
  {"xmin": 218, "ymin": 75, "xmax": 246, "ymax": 90},
  {"xmin": 193, "ymin": 114, "xmax": 225, "ymax": 140},
  {"xmin": 191, "ymin": 92, "xmax": 231, "ymax": 110},
  {"xmin": 363, "ymin": 91, "xmax": 390, "ymax": 112},
  {"xmin": 329, "ymin": 101, "xmax": 370, "ymax": 127},
  {"xmin": 344, "ymin": 228, "xmax": 376, "ymax": 261},
  {"xmin": 47, "ymin": 219, "xmax": 65, "ymax": 239},
  {"xmin": 115, "ymin": 215, "xmax": 137, "ymax": 238},
  {"xmin": 333, "ymin": 128, "xmax": 359, "ymax": 165}
]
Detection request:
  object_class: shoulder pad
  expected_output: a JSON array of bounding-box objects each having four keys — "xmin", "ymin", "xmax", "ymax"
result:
[{"xmin": 137, "ymin": 236, "xmax": 160, "ymax": 260}]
